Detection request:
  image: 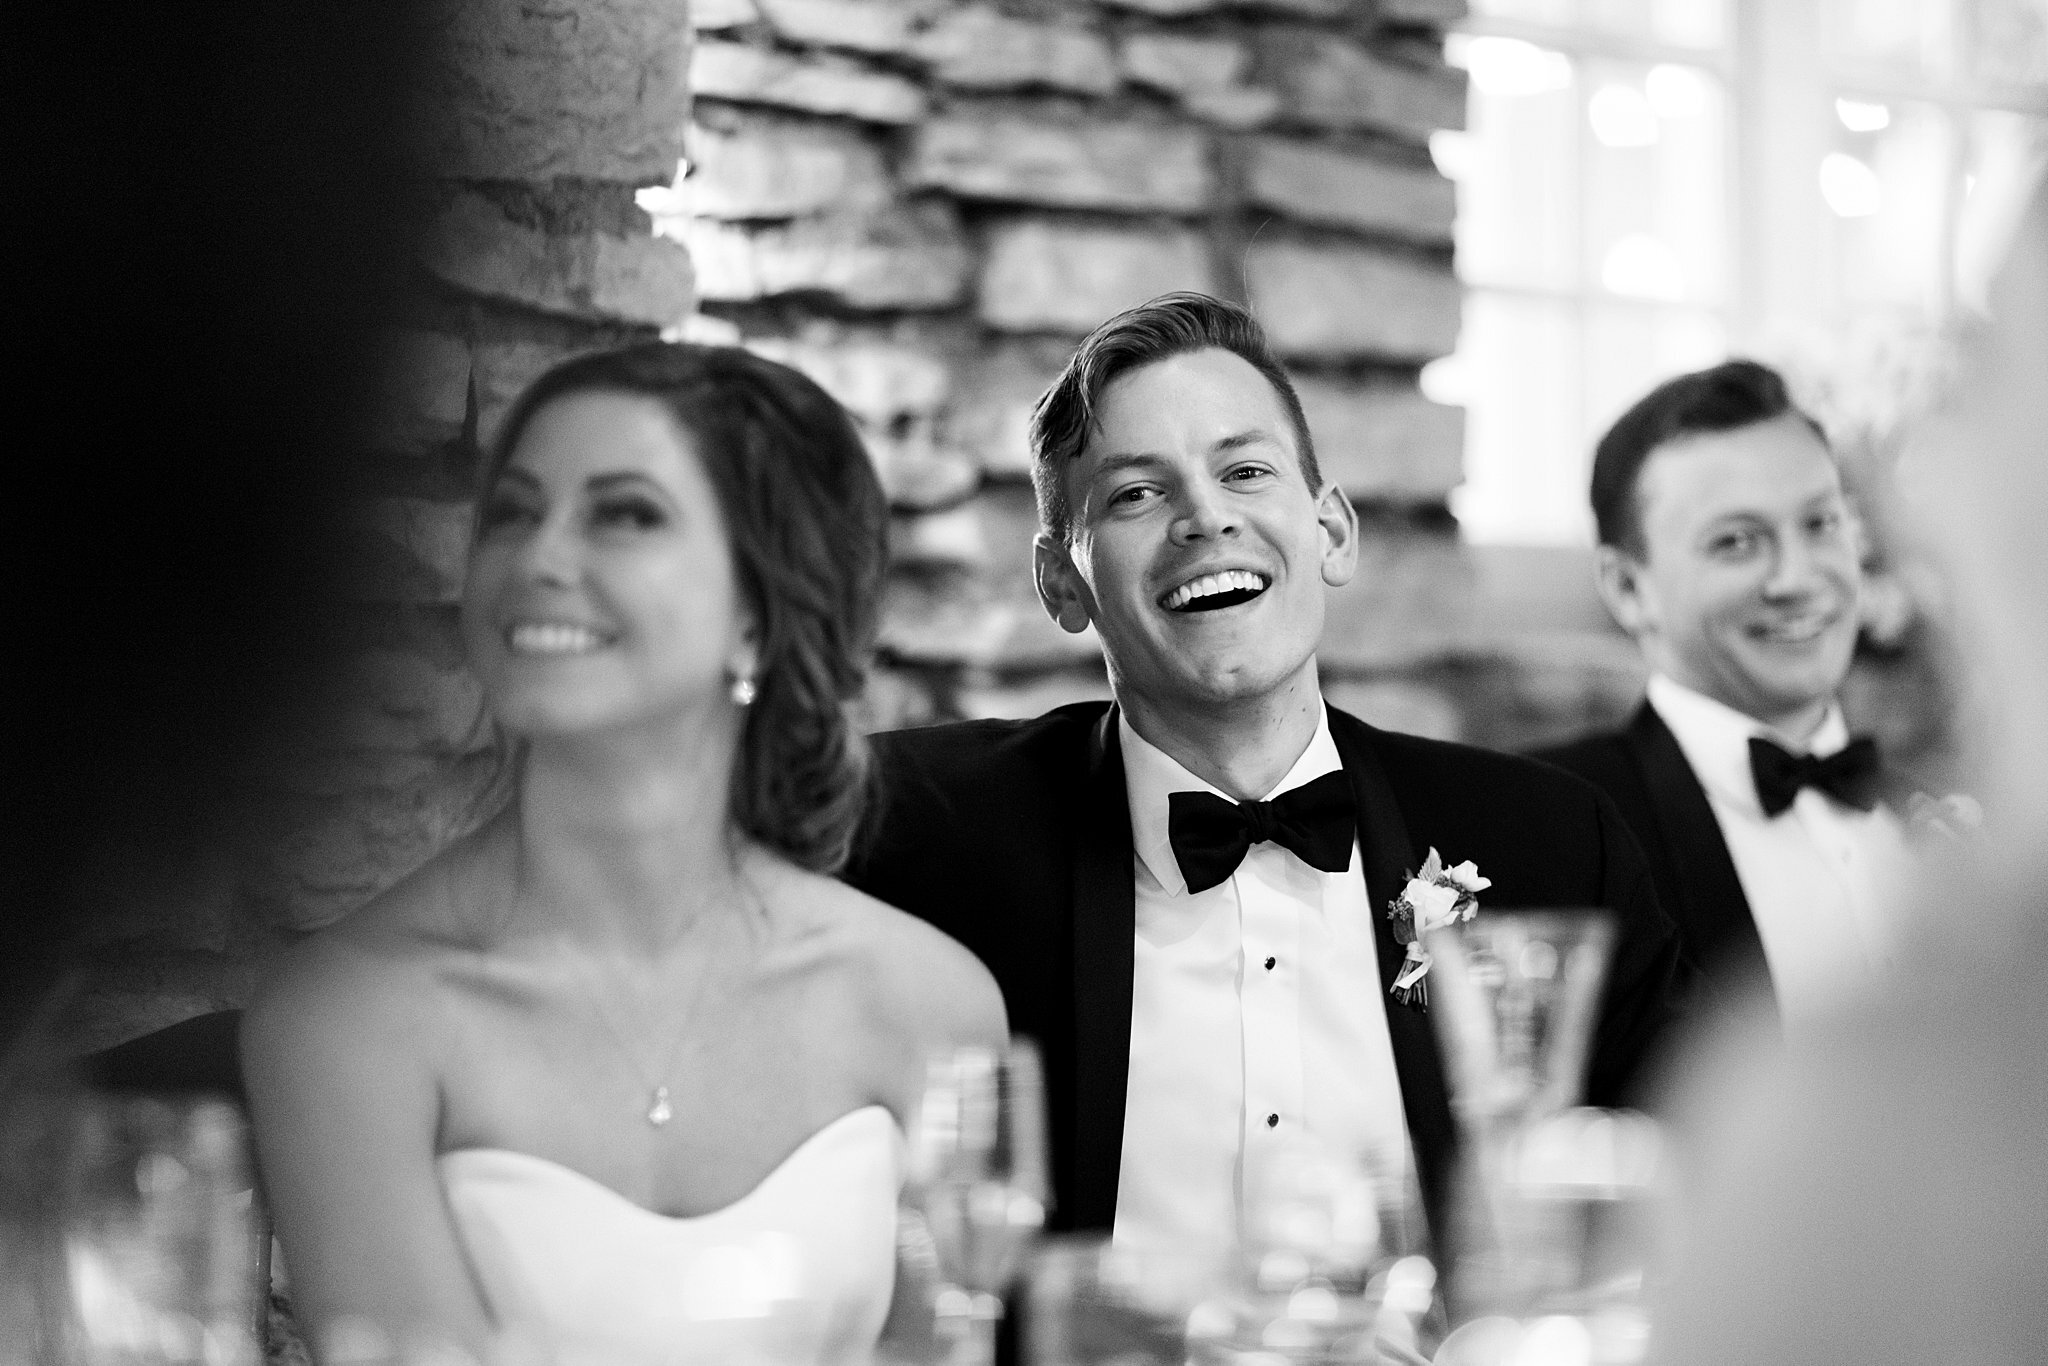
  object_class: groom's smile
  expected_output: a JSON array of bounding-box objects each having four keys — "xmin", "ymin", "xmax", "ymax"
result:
[{"xmin": 1158, "ymin": 567, "xmax": 1271, "ymax": 613}]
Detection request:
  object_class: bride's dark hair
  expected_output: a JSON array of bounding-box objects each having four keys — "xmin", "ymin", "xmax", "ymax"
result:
[{"xmin": 484, "ymin": 342, "xmax": 887, "ymax": 874}]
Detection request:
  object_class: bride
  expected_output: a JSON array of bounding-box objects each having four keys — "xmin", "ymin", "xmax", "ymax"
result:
[{"xmin": 242, "ymin": 343, "xmax": 1006, "ymax": 1364}]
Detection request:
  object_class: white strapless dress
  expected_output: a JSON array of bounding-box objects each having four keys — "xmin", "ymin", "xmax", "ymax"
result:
[{"xmin": 438, "ymin": 1106, "xmax": 903, "ymax": 1366}]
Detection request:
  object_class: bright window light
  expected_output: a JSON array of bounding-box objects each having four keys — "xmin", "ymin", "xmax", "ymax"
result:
[
  {"xmin": 1429, "ymin": 129, "xmax": 1477, "ymax": 181},
  {"xmin": 1819, "ymin": 152, "xmax": 1882, "ymax": 217},
  {"xmin": 1645, "ymin": 64, "xmax": 1711, "ymax": 119},
  {"xmin": 1601, "ymin": 234, "xmax": 1686, "ymax": 300},
  {"xmin": 1451, "ymin": 34, "xmax": 1574, "ymax": 97},
  {"xmin": 1835, "ymin": 97, "xmax": 1892, "ymax": 132},
  {"xmin": 1588, "ymin": 83, "xmax": 1659, "ymax": 147},
  {"xmin": 1419, "ymin": 354, "xmax": 1470, "ymax": 406}
]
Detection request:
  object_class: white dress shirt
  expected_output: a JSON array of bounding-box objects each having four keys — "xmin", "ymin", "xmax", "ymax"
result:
[
  {"xmin": 1646, "ymin": 675, "xmax": 1914, "ymax": 1032},
  {"xmin": 1111, "ymin": 704, "xmax": 1414, "ymax": 1265}
]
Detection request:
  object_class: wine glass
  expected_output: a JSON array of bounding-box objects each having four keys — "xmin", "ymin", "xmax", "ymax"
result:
[
  {"xmin": 905, "ymin": 1039, "xmax": 1050, "ymax": 1366},
  {"xmin": 54, "ymin": 1092, "xmax": 266, "ymax": 1365},
  {"xmin": 1423, "ymin": 909, "xmax": 1639, "ymax": 1331},
  {"xmin": 1025, "ymin": 1235, "xmax": 1216, "ymax": 1366},
  {"xmin": 1182, "ymin": 1133, "xmax": 1433, "ymax": 1364}
]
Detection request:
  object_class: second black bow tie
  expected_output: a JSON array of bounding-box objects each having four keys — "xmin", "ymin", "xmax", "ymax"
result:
[
  {"xmin": 1748, "ymin": 735, "xmax": 1880, "ymax": 817},
  {"xmin": 1167, "ymin": 769, "xmax": 1357, "ymax": 894}
]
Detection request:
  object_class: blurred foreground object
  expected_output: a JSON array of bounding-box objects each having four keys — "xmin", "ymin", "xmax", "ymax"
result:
[
  {"xmin": 33, "ymin": 1093, "xmax": 263, "ymax": 1366},
  {"xmin": 1025, "ymin": 1237, "xmax": 1209, "ymax": 1366},
  {"xmin": 1656, "ymin": 172, "xmax": 2048, "ymax": 1365},
  {"xmin": 1427, "ymin": 912, "xmax": 1669, "ymax": 1366},
  {"xmin": 907, "ymin": 1041, "xmax": 1050, "ymax": 1366}
]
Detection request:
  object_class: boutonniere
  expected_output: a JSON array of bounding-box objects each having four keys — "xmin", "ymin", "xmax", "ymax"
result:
[
  {"xmin": 1386, "ymin": 848, "xmax": 1489, "ymax": 1007},
  {"xmin": 1904, "ymin": 791, "xmax": 1985, "ymax": 849}
]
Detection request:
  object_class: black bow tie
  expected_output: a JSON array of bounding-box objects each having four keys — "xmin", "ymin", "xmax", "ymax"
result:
[
  {"xmin": 1748, "ymin": 735, "xmax": 1881, "ymax": 817},
  {"xmin": 1166, "ymin": 770, "xmax": 1357, "ymax": 894}
]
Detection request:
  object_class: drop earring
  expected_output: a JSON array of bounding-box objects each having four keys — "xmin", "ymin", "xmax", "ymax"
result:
[{"xmin": 729, "ymin": 673, "xmax": 757, "ymax": 707}]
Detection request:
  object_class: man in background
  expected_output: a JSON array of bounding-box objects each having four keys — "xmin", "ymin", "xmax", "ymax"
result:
[
  {"xmin": 1534, "ymin": 360, "xmax": 1913, "ymax": 1040},
  {"xmin": 1660, "ymin": 176, "xmax": 2048, "ymax": 1366}
]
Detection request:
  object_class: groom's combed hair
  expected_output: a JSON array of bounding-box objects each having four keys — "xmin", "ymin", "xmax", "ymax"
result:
[
  {"xmin": 483, "ymin": 343, "xmax": 887, "ymax": 875},
  {"xmin": 1028, "ymin": 292, "xmax": 1321, "ymax": 542}
]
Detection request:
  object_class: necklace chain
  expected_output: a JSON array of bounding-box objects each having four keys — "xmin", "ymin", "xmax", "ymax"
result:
[{"xmin": 558, "ymin": 887, "xmax": 756, "ymax": 1128}]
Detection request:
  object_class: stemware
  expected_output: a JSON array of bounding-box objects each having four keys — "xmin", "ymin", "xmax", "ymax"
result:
[
  {"xmin": 53, "ymin": 1092, "xmax": 265, "ymax": 1366},
  {"xmin": 1171, "ymin": 1128, "xmax": 1439, "ymax": 1364},
  {"xmin": 1024, "ymin": 1235, "xmax": 1214, "ymax": 1366},
  {"xmin": 905, "ymin": 1040, "xmax": 1051, "ymax": 1366},
  {"xmin": 1421, "ymin": 909, "xmax": 1622, "ymax": 1327}
]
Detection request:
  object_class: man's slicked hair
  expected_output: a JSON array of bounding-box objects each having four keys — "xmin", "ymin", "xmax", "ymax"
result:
[
  {"xmin": 1591, "ymin": 358, "xmax": 1828, "ymax": 556},
  {"xmin": 1028, "ymin": 292, "xmax": 1321, "ymax": 542}
]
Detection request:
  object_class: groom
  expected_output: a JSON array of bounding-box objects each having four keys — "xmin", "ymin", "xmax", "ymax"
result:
[{"xmin": 845, "ymin": 294, "xmax": 1677, "ymax": 1252}]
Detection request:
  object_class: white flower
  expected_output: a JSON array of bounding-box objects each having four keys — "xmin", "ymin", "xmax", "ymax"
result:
[
  {"xmin": 1403, "ymin": 879, "xmax": 1462, "ymax": 931},
  {"xmin": 1445, "ymin": 860, "xmax": 1492, "ymax": 894}
]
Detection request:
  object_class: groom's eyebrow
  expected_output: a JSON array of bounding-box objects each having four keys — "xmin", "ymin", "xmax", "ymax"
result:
[
  {"xmin": 1088, "ymin": 452, "xmax": 1171, "ymax": 476},
  {"xmin": 1212, "ymin": 429, "xmax": 1279, "ymax": 455},
  {"xmin": 1087, "ymin": 430, "xmax": 1274, "ymax": 472}
]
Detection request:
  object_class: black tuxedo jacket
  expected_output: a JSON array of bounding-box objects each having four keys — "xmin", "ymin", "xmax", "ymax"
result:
[
  {"xmin": 1532, "ymin": 702, "xmax": 1777, "ymax": 1028},
  {"xmin": 846, "ymin": 701, "xmax": 1679, "ymax": 1241}
]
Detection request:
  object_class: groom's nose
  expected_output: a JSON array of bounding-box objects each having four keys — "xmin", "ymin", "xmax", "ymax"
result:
[{"xmin": 1170, "ymin": 480, "xmax": 1241, "ymax": 544}]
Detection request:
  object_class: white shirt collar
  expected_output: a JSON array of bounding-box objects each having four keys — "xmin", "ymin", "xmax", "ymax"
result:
[
  {"xmin": 1119, "ymin": 703, "xmax": 1345, "ymax": 897},
  {"xmin": 1645, "ymin": 674, "xmax": 1850, "ymax": 818}
]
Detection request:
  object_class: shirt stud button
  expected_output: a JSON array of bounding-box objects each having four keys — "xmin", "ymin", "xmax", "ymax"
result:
[
  {"xmin": 1267, "ymin": 1113, "xmax": 1279, "ymax": 1128},
  {"xmin": 1264, "ymin": 956, "xmax": 1276, "ymax": 971}
]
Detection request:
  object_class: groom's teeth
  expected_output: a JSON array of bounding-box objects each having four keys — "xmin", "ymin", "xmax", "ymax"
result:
[
  {"xmin": 1163, "ymin": 570, "xmax": 1268, "ymax": 611},
  {"xmin": 508, "ymin": 622, "xmax": 605, "ymax": 655},
  {"xmin": 1758, "ymin": 617, "xmax": 1826, "ymax": 643}
]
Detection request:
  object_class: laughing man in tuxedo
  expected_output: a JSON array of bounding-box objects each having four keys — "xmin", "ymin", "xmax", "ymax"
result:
[
  {"xmin": 1533, "ymin": 360, "xmax": 1915, "ymax": 1042},
  {"xmin": 845, "ymin": 294, "xmax": 1677, "ymax": 1258}
]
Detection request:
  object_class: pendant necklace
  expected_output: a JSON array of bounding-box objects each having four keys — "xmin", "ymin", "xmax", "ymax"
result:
[{"xmin": 561, "ymin": 905, "xmax": 743, "ymax": 1129}]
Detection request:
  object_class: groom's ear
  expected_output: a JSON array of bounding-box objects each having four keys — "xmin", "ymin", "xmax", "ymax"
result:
[
  {"xmin": 1033, "ymin": 533, "xmax": 1094, "ymax": 634},
  {"xmin": 1316, "ymin": 482, "xmax": 1360, "ymax": 589}
]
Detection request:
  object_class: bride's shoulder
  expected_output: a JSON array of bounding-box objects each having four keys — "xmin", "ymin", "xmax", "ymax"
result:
[
  {"xmin": 242, "ymin": 820, "xmax": 514, "ymax": 1061},
  {"xmin": 780, "ymin": 868, "xmax": 1006, "ymax": 1046}
]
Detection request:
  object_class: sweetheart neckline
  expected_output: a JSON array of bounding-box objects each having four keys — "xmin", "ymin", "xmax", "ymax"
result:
[{"xmin": 438, "ymin": 1104, "xmax": 902, "ymax": 1224}]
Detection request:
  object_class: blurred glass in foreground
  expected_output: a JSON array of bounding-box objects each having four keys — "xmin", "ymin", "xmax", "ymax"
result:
[
  {"xmin": 905, "ymin": 1041, "xmax": 1050, "ymax": 1366},
  {"xmin": 37, "ymin": 1093, "xmax": 264, "ymax": 1366},
  {"xmin": 1423, "ymin": 912, "xmax": 1671, "ymax": 1366}
]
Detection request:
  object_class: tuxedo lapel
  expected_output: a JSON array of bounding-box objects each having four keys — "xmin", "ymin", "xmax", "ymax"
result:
[
  {"xmin": 1328, "ymin": 710, "xmax": 1457, "ymax": 1235},
  {"xmin": 1625, "ymin": 703, "xmax": 1776, "ymax": 1012},
  {"xmin": 1066, "ymin": 705, "xmax": 1137, "ymax": 1231}
]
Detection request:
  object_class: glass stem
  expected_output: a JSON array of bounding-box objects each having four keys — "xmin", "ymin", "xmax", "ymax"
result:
[{"xmin": 959, "ymin": 1291, "xmax": 1003, "ymax": 1366}]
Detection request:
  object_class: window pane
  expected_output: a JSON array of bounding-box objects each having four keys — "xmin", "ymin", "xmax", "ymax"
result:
[
  {"xmin": 1582, "ymin": 59, "xmax": 1729, "ymax": 306},
  {"xmin": 1583, "ymin": 303, "xmax": 1728, "ymax": 445},
  {"xmin": 1826, "ymin": 0, "xmax": 1961, "ymax": 80},
  {"xmin": 1971, "ymin": 0, "xmax": 2048, "ymax": 86},
  {"xmin": 1447, "ymin": 292, "xmax": 1588, "ymax": 545},
  {"xmin": 1823, "ymin": 100, "xmax": 1957, "ymax": 315},
  {"xmin": 1578, "ymin": 0, "xmax": 1730, "ymax": 49},
  {"xmin": 1470, "ymin": 0, "xmax": 1577, "ymax": 24},
  {"xmin": 1449, "ymin": 294, "xmax": 1730, "ymax": 545},
  {"xmin": 1955, "ymin": 110, "xmax": 2048, "ymax": 308},
  {"xmin": 1449, "ymin": 34, "xmax": 1581, "ymax": 291}
]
